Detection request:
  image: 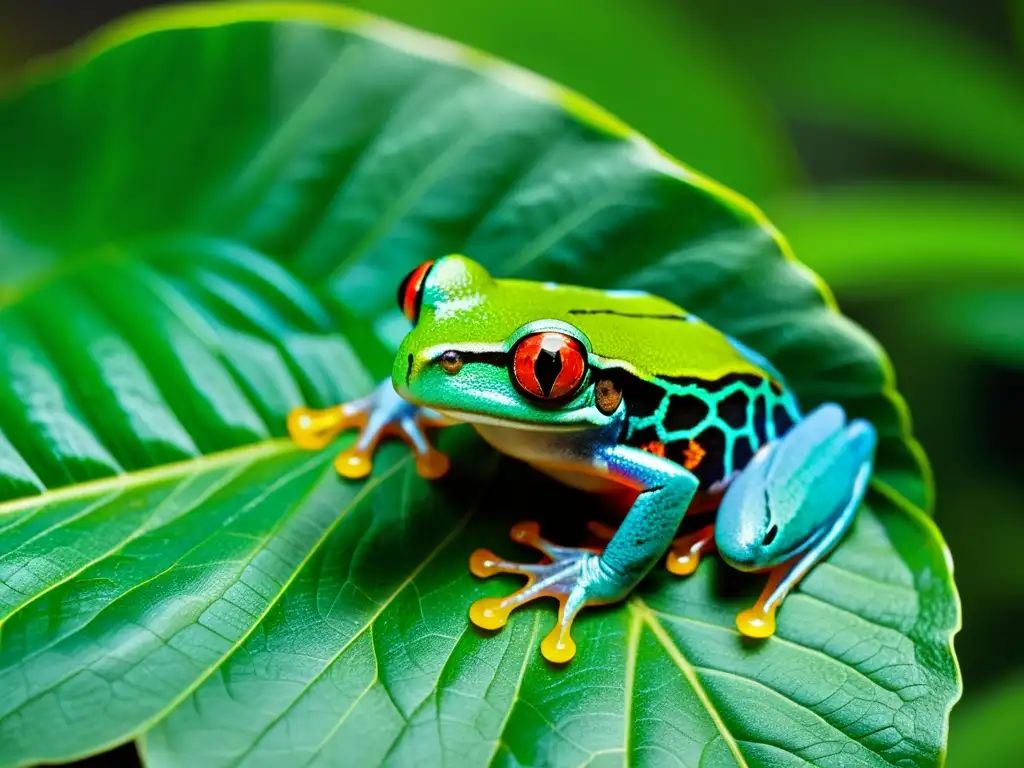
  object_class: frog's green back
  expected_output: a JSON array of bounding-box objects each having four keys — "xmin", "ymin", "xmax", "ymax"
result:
[
  {"xmin": 413, "ymin": 254, "xmax": 767, "ymax": 382},
  {"xmin": 510, "ymin": 281, "xmax": 763, "ymax": 381}
]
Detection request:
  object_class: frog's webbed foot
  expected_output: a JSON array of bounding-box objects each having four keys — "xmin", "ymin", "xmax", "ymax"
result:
[
  {"xmin": 717, "ymin": 403, "xmax": 878, "ymax": 639},
  {"xmin": 665, "ymin": 524, "xmax": 717, "ymax": 576},
  {"xmin": 734, "ymin": 560, "xmax": 797, "ymax": 639},
  {"xmin": 468, "ymin": 522, "xmax": 627, "ymax": 664},
  {"xmin": 287, "ymin": 380, "xmax": 452, "ymax": 480}
]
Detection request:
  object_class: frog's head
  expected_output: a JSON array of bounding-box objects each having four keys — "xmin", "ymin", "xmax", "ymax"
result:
[{"xmin": 392, "ymin": 255, "xmax": 623, "ymax": 430}]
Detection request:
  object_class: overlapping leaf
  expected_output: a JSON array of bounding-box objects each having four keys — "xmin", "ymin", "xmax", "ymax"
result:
[{"xmin": 0, "ymin": 4, "xmax": 959, "ymax": 766}]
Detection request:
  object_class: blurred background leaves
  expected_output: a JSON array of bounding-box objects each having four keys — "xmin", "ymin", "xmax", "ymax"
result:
[{"xmin": 1, "ymin": 0, "xmax": 1021, "ymax": 764}]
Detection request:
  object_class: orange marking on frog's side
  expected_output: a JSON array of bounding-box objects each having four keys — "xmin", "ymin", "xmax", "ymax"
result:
[
  {"xmin": 640, "ymin": 440, "xmax": 665, "ymax": 457},
  {"xmin": 683, "ymin": 440, "xmax": 706, "ymax": 470}
]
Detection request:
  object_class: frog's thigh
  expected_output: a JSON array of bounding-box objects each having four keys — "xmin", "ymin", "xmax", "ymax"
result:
[
  {"xmin": 715, "ymin": 403, "xmax": 877, "ymax": 637},
  {"xmin": 597, "ymin": 445, "xmax": 700, "ymax": 585}
]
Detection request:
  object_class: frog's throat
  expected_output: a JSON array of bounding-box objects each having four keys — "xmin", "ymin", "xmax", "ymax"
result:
[{"xmin": 436, "ymin": 408, "xmax": 591, "ymax": 432}]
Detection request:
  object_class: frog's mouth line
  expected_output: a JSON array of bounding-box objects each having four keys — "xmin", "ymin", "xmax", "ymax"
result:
[{"xmin": 436, "ymin": 408, "xmax": 591, "ymax": 432}]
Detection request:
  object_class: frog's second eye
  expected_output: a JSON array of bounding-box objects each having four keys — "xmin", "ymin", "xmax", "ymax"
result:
[
  {"xmin": 397, "ymin": 260, "xmax": 436, "ymax": 323},
  {"xmin": 512, "ymin": 332, "xmax": 587, "ymax": 401}
]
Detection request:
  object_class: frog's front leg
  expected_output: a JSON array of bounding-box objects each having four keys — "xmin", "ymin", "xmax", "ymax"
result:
[
  {"xmin": 469, "ymin": 445, "xmax": 699, "ymax": 663},
  {"xmin": 287, "ymin": 379, "xmax": 456, "ymax": 479},
  {"xmin": 715, "ymin": 403, "xmax": 877, "ymax": 638}
]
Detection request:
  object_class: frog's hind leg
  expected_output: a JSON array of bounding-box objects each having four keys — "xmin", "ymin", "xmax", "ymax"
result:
[
  {"xmin": 469, "ymin": 445, "xmax": 699, "ymax": 664},
  {"xmin": 715, "ymin": 404, "xmax": 877, "ymax": 638},
  {"xmin": 663, "ymin": 490, "xmax": 722, "ymax": 575},
  {"xmin": 591, "ymin": 516, "xmax": 717, "ymax": 577},
  {"xmin": 469, "ymin": 522, "xmax": 602, "ymax": 663},
  {"xmin": 288, "ymin": 380, "xmax": 454, "ymax": 480}
]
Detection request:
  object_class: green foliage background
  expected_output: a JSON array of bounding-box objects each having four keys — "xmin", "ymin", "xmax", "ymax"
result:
[{"xmin": 0, "ymin": 0, "xmax": 1021, "ymax": 765}]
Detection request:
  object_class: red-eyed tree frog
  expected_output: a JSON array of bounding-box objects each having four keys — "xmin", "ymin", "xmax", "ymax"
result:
[{"xmin": 288, "ymin": 255, "xmax": 876, "ymax": 663}]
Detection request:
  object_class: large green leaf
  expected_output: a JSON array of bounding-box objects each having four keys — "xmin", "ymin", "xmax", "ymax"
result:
[
  {"xmin": 0, "ymin": 3, "xmax": 959, "ymax": 766},
  {"xmin": 332, "ymin": 0, "xmax": 800, "ymax": 198}
]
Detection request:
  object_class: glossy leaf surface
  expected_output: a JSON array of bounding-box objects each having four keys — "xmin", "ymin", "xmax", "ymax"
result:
[
  {"xmin": 339, "ymin": 0, "xmax": 799, "ymax": 198},
  {"xmin": 0, "ymin": 4, "xmax": 959, "ymax": 766}
]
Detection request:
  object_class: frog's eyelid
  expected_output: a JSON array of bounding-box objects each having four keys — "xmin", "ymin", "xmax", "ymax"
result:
[{"xmin": 507, "ymin": 319, "xmax": 592, "ymax": 352}]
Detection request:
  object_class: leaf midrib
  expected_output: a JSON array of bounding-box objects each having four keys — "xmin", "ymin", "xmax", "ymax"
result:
[
  {"xmin": 1, "ymin": 451, "xmax": 334, "ymax": 713},
  {"xmin": 0, "ymin": 465, "xmax": 245, "ymax": 625},
  {"xmin": 117, "ymin": 454, "xmax": 414, "ymax": 751},
  {"xmin": 0, "ymin": 438, "xmax": 296, "ymax": 516},
  {"xmin": 630, "ymin": 598, "xmax": 749, "ymax": 768},
  {"xmin": 231, "ymin": 476, "xmax": 492, "ymax": 767}
]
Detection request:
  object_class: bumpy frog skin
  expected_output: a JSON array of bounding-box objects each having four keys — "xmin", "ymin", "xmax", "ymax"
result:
[{"xmin": 289, "ymin": 255, "xmax": 876, "ymax": 663}]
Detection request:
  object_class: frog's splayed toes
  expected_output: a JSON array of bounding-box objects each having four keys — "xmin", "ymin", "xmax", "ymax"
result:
[
  {"xmin": 469, "ymin": 521, "xmax": 610, "ymax": 664},
  {"xmin": 284, "ymin": 256, "xmax": 881, "ymax": 662},
  {"xmin": 287, "ymin": 381, "xmax": 451, "ymax": 480}
]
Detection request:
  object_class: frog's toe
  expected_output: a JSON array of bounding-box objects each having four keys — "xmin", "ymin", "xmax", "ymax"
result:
[
  {"xmin": 736, "ymin": 605, "xmax": 777, "ymax": 638},
  {"xmin": 287, "ymin": 400, "xmax": 368, "ymax": 451},
  {"xmin": 733, "ymin": 556, "xmax": 797, "ymax": 639},
  {"xmin": 333, "ymin": 445, "xmax": 375, "ymax": 479},
  {"xmin": 287, "ymin": 382, "xmax": 450, "ymax": 480},
  {"xmin": 394, "ymin": 413, "xmax": 451, "ymax": 480},
  {"xmin": 468, "ymin": 522, "xmax": 622, "ymax": 664},
  {"xmin": 666, "ymin": 523, "xmax": 717, "ymax": 576}
]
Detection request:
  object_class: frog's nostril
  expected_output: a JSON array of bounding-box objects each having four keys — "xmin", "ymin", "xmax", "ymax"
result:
[
  {"xmin": 406, "ymin": 354, "xmax": 414, "ymax": 384},
  {"xmin": 762, "ymin": 524, "xmax": 778, "ymax": 547}
]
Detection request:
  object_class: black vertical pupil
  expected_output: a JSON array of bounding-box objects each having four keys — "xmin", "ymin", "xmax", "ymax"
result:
[{"xmin": 533, "ymin": 347, "xmax": 563, "ymax": 397}]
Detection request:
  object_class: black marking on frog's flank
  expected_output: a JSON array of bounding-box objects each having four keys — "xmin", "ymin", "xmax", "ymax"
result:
[
  {"xmin": 663, "ymin": 372, "xmax": 766, "ymax": 393},
  {"xmin": 568, "ymin": 309, "xmax": 690, "ymax": 321},
  {"xmin": 753, "ymin": 396, "xmax": 768, "ymax": 444},
  {"xmin": 732, "ymin": 436, "xmax": 755, "ymax": 473},
  {"xmin": 689, "ymin": 427, "xmax": 727, "ymax": 488},
  {"xmin": 618, "ymin": 368, "xmax": 800, "ymax": 491},
  {"xmin": 628, "ymin": 425, "xmax": 662, "ymax": 448},
  {"xmin": 616, "ymin": 374, "xmax": 666, "ymax": 420},
  {"xmin": 773, "ymin": 403, "xmax": 795, "ymax": 437},
  {"xmin": 718, "ymin": 390, "xmax": 749, "ymax": 430},
  {"xmin": 664, "ymin": 394, "xmax": 709, "ymax": 432}
]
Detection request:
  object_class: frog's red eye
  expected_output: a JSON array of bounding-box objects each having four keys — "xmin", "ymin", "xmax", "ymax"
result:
[
  {"xmin": 512, "ymin": 332, "xmax": 587, "ymax": 401},
  {"xmin": 397, "ymin": 260, "xmax": 435, "ymax": 323}
]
